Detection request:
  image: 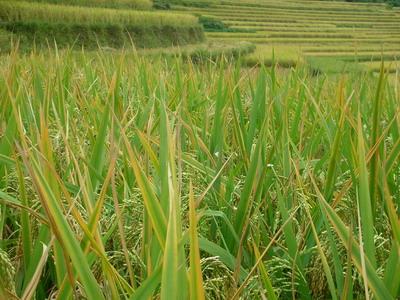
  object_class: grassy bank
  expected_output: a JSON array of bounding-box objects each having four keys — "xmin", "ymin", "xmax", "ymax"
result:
[
  {"xmin": 0, "ymin": 1, "xmax": 205, "ymax": 50},
  {"xmin": 0, "ymin": 48, "xmax": 399, "ymax": 299}
]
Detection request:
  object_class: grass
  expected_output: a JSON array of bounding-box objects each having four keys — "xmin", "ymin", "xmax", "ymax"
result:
[
  {"xmin": 243, "ymin": 44, "xmax": 303, "ymax": 67},
  {"xmin": 0, "ymin": 1, "xmax": 198, "ymax": 27},
  {"xmin": 207, "ymin": 37, "xmax": 400, "ymax": 45},
  {"xmin": 188, "ymin": 10, "xmax": 400, "ymax": 22},
  {"xmin": 205, "ymin": 6, "xmax": 397, "ymax": 17},
  {"xmin": 0, "ymin": 1, "xmax": 205, "ymax": 50},
  {"xmin": 166, "ymin": 0, "xmax": 218, "ymax": 8},
  {"xmin": 10, "ymin": 0, "xmax": 153, "ymax": 10},
  {"xmin": 306, "ymin": 56, "xmax": 366, "ymax": 74},
  {"xmin": 361, "ymin": 60, "xmax": 400, "ymax": 73},
  {"xmin": 0, "ymin": 29, "xmax": 13, "ymax": 52},
  {"xmin": 139, "ymin": 41, "xmax": 256, "ymax": 62},
  {"xmin": 4, "ymin": 22, "xmax": 204, "ymax": 50},
  {"xmin": 171, "ymin": 0, "xmax": 400, "ymax": 72},
  {"xmin": 0, "ymin": 46, "xmax": 399, "ymax": 299},
  {"xmin": 0, "ymin": 0, "xmax": 399, "ymax": 298},
  {"xmin": 303, "ymin": 46, "xmax": 400, "ymax": 53}
]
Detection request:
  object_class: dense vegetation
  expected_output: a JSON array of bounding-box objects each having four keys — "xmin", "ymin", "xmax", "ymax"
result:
[
  {"xmin": 0, "ymin": 46, "xmax": 399, "ymax": 299},
  {"xmin": 2, "ymin": 0, "xmax": 400, "ymax": 72},
  {"xmin": 346, "ymin": 0, "xmax": 400, "ymax": 7},
  {"xmin": 0, "ymin": 1, "xmax": 204, "ymax": 50},
  {"xmin": 140, "ymin": 41, "xmax": 255, "ymax": 62},
  {"xmin": 10, "ymin": 0, "xmax": 153, "ymax": 10},
  {"xmin": 0, "ymin": 0, "xmax": 399, "ymax": 299},
  {"xmin": 172, "ymin": 0, "xmax": 400, "ymax": 72}
]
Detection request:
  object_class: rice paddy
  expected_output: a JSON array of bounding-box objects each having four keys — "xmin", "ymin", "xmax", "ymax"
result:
[
  {"xmin": 1, "ymin": 41, "xmax": 400, "ymax": 299},
  {"xmin": 0, "ymin": 1, "xmax": 197, "ymax": 27},
  {"xmin": 0, "ymin": 1, "xmax": 204, "ymax": 50},
  {"xmin": 172, "ymin": 0, "xmax": 400, "ymax": 72},
  {"xmin": 1, "ymin": 0, "xmax": 400, "ymax": 299},
  {"xmin": 12, "ymin": 0, "xmax": 153, "ymax": 10}
]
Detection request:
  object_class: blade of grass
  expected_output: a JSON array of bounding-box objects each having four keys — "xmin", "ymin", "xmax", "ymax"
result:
[
  {"xmin": 122, "ymin": 130, "xmax": 167, "ymax": 247},
  {"xmin": 21, "ymin": 237, "xmax": 54, "ymax": 300},
  {"xmin": 310, "ymin": 174, "xmax": 392, "ymax": 300},
  {"xmin": 369, "ymin": 62, "xmax": 385, "ymax": 214},
  {"xmin": 355, "ymin": 114, "xmax": 376, "ymax": 269},
  {"xmin": 189, "ymin": 182, "xmax": 206, "ymax": 300},
  {"xmin": 20, "ymin": 151, "xmax": 105, "ymax": 299},
  {"xmin": 251, "ymin": 241, "xmax": 277, "ymax": 300},
  {"xmin": 130, "ymin": 266, "xmax": 162, "ymax": 300}
]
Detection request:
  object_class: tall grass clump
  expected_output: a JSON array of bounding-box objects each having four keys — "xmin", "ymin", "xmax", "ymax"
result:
[{"xmin": 0, "ymin": 47, "xmax": 399, "ymax": 299}]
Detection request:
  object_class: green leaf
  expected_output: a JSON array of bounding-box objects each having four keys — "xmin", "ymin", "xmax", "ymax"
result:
[
  {"xmin": 356, "ymin": 115, "xmax": 376, "ymax": 269},
  {"xmin": 314, "ymin": 179, "xmax": 392, "ymax": 300},
  {"xmin": 189, "ymin": 183, "xmax": 205, "ymax": 300}
]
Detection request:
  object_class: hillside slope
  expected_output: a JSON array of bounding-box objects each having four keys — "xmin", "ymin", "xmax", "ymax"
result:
[{"xmin": 171, "ymin": 0, "xmax": 400, "ymax": 72}]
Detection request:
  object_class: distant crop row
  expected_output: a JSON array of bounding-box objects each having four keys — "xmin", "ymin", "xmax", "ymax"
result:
[
  {"xmin": 206, "ymin": 32, "xmax": 400, "ymax": 39},
  {"xmin": 221, "ymin": 0, "xmax": 386, "ymax": 9},
  {"xmin": 218, "ymin": 0, "xmax": 385, "ymax": 12},
  {"xmin": 361, "ymin": 60, "xmax": 400, "ymax": 72},
  {"xmin": 225, "ymin": 21, "xmax": 400, "ymax": 29},
  {"xmin": 10, "ymin": 0, "xmax": 153, "ymax": 10},
  {"xmin": 304, "ymin": 52, "xmax": 400, "ymax": 63},
  {"xmin": 230, "ymin": 27, "xmax": 400, "ymax": 35},
  {"xmin": 210, "ymin": 4, "xmax": 397, "ymax": 16},
  {"xmin": 225, "ymin": 21, "xmax": 336, "ymax": 28},
  {"xmin": 207, "ymin": 36, "xmax": 400, "ymax": 45},
  {"xmin": 0, "ymin": 1, "xmax": 198, "ymax": 27},
  {"xmin": 303, "ymin": 45, "xmax": 400, "ymax": 53},
  {"xmin": 186, "ymin": 7, "xmax": 399, "ymax": 21},
  {"xmin": 206, "ymin": 15, "xmax": 400, "ymax": 25},
  {"xmin": 242, "ymin": 44, "xmax": 301, "ymax": 67},
  {"xmin": 203, "ymin": 14, "xmax": 400, "ymax": 27},
  {"xmin": 241, "ymin": 44, "xmax": 399, "ymax": 72},
  {"xmin": 140, "ymin": 41, "xmax": 256, "ymax": 62}
]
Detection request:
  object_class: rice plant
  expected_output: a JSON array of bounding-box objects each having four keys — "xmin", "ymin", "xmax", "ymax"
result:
[
  {"xmin": 0, "ymin": 1, "xmax": 198, "ymax": 27},
  {"xmin": 0, "ymin": 1, "xmax": 204, "ymax": 50},
  {"xmin": 10, "ymin": 0, "xmax": 153, "ymax": 10},
  {"xmin": 176, "ymin": 0, "xmax": 400, "ymax": 72},
  {"xmin": 0, "ymin": 47, "xmax": 399, "ymax": 299}
]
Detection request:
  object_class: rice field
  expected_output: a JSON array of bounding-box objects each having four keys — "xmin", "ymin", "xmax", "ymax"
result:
[
  {"xmin": 1, "ymin": 0, "xmax": 400, "ymax": 299},
  {"xmin": 0, "ymin": 1, "xmax": 204, "ymax": 50},
  {"xmin": 361, "ymin": 60, "xmax": 400, "ymax": 73},
  {"xmin": 139, "ymin": 41, "xmax": 255, "ymax": 61},
  {"xmin": 11, "ymin": 0, "xmax": 153, "ymax": 10},
  {"xmin": 0, "ymin": 1, "xmax": 197, "ymax": 27},
  {"xmin": 1, "ymin": 43, "xmax": 400, "ymax": 300},
  {"xmin": 172, "ymin": 0, "xmax": 400, "ymax": 72}
]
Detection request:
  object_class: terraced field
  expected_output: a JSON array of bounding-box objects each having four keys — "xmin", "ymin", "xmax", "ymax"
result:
[
  {"xmin": 1, "ymin": 1, "xmax": 400, "ymax": 299},
  {"xmin": 173, "ymin": 0, "xmax": 400, "ymax": 72},
  {"xmin": 0, "ymin": 0, "xmax": 205, "ymax": 50}
]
